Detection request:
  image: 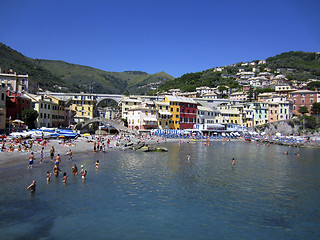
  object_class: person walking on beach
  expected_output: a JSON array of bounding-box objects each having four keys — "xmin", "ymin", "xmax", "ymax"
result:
[
  {"xmin": 46, "ymin": 170, "xmax": 51, "ymax": 182},
  {"xmin": 72, "ymin": 164, "xmax": 78, "ymax": 175},
  {"xmin": 50, "ymin": 146, "xmax": 55, "ymax": 161},
  {"xmin": 62, "ymin": 172, "xmax": 68, "ymax": 183},
  {"xmin": 40, "ymin": 147, "xmax": 44, "ymax": 164},
  {"xmin": 28, "ymin": 152, "xmax": 35, "ymax": 168},
  {"xmin": 53, "ymin": 163, "xmax": 61, "ymax": 177},
  {"xmin": 27, "ymin": 180, "xmax": 36, "ymax": 192}
]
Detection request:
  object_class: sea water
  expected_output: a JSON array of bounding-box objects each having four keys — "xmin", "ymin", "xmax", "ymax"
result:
[{"xmin": 0, "ymin": 141, "xmax": 320, "ymax": 239}]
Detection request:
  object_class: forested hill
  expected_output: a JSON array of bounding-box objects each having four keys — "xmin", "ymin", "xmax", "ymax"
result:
[
  {"xmin": 0, "ymin": 43, "xmax": 174, "ymax": 94},
  {"xmin": 159, "ymin": 51, "xmax": 320, "ymax": 93}
]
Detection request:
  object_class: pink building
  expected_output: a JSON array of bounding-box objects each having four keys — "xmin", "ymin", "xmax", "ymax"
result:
[
  {"xmin": 288, "ymin": 90, "xmax": 317, "ymax": 115},
  {"xmin": 127, "ymin": 106, "xmax": 158, "ymax": 131}
]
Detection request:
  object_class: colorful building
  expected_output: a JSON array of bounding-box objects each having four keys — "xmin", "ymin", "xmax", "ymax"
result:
[
  {"xmin": 164, "ymin": 95, "xmax": 197, "ymax": 130},
  {"xmin": 288, "ymin": 90, "xmax": 318, "ymax": 115}
]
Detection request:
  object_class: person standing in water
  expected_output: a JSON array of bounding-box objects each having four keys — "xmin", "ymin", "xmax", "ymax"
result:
[
  {"xmin": 46, "ymin": 170, "xmax": 51, "ymax": 182},
  {"xmin": 68, "ymin": 149, "xmax": 73, "ymax": 161},
  {"xmin": 62, "ymin": 172, "xmax": 68, "ymax": 183},
  {"xmin": 187, "ymin": 154, "xmax": 191, "ymax": 161},
  {"xmin": 28, "ymin": 152, "xmax": 35, "ymax": 168},
  {"xmin": 27, "ymin": 180, "xmax": 36, "ymax": 192},
  {"xmin": 53, "ymin": 163, "xmax": 61, "ymax": 177},
  {"xmin": 50, "ymin": 146, "xmax": 55, "ymax": 161},
  {"xmin": 40, "ymin": 147, "xmax": 44, "ymax": 164},
  {"xmin": 80, "ymin": 168, "xmax": 87, "ymax": 180},
  {"xmin": 72, "ymin": 164, "xmax": 78, "ymax": 175},
  {"xmin": 232, "ymin": 158, "xmax": 235, "ymax": 166},
  {"xmin": 95, "ymin": 160, "xmax": 100, "ymax": 170}
]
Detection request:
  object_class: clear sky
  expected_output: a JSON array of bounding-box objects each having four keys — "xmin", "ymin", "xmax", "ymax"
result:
[{"xmin": 1, "ymin": 0, "xmax": 320, "ymax": 77}]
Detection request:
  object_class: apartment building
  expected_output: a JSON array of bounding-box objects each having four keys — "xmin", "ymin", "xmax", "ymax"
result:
[
  {"xmin": 70, "ymin": 93, "xmax": 97, "ymax": 123},
  {"xmin": 127, "ymin": 106, "xmax": 158, "ymax": 131},
  {"xmin": 288, "ymin": 90, "xmax": 318, "ymax": 115},
  {"xmin": 0, "ymin": 70, "xmax": 37, "ymax": 93},
  {"xmin": 155, "ymin": 101, "xmax": 171, "ymax": 129}
]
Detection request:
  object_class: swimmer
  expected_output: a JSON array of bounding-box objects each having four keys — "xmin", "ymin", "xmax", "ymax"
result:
[
  {"xmin": 285, "ymin": 151, "xmax": 288, "ymax": 155},
  {"xmin": 232, "ymin": 158, "xmax": 235, "ymax": 166},
  {"xmin": 46, "ymin": 170, "xmax": 51, "ymax": 182},
  {"xmin": 295, "ymin": 152, "xmax": 300, "ymax": 156},
  {"xmin": 95, "ymin": 160, "xmax": 99, "ymax": 170},
  {"xmin": 27, "ymin": 180, "xmax": 36, "ymax": 192},
  {"xmin": 28, "ymin": 152, "xmax": 35, "ymax": 168},
  {"xmin": 72, "ymin": 164, "xmax": 78, "ymax": 175},
  {"xmin": 62, "ymin": 172, "xmax": 68, "ymax": 183}
]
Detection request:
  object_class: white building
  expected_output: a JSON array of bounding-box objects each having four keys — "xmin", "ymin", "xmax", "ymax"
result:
[{"xmin": 197, "ymin": 106, "xmax": 216, "ymax": 124}]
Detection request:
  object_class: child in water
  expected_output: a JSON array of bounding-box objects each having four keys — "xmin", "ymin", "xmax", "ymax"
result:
[
  {"xmin": 62, "ymin": 172, "xmax": 68, "ymax": 183},
  {"xmin": 95, "ymin": 160, "xmax": 99, "ymax": 170},
  {"xmin": 46, "ymin": 170, "xmax": 51, "ymax": 182}
]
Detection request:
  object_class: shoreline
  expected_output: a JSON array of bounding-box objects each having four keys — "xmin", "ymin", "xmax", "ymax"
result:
[{"xmin": 1, "ymin": 135, "xmax": 319, "ymax": 171}]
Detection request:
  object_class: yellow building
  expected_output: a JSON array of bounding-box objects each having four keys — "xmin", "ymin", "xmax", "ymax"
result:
[
  {"xmin": 155, "ymin": 101, "xmax": 171, "ymax": 129},
  {"xmin": 163, "ymin": 96, "xmax": 180, "ymax": 129},
  {"xmin": 46, "ymin": 94, "xmax": 67, "ymax": 127},
  {"xmin": 69, "ymin": 93, "xmax": 96, "ymax": 123}
]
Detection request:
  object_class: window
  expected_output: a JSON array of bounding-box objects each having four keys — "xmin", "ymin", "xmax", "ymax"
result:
[
  {"xmin": 171, "ymin": 108, "xmax": 173, "ymax": 112},
  {"xmin": 302, "ymin": 99, "xmax": 305, "ymax": 104},
  {"xmin": 176, "ymin": 115, "xmax": 179, "ymax": 118},
  {"xmin": 311, "ymin": 99, "xmax": 313, "ymax": 103},
  {"xmin": 41, "ymin": 103, "xmax": 43, "ymax": 108},
  {"xmin": 48, "ymin": 105, "xmax": 50, "ymax": 110}
]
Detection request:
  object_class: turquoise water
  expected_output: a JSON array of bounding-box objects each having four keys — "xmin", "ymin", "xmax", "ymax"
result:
[{"xmin": 1, "ymin": 141, "xmax": 320, "ymax": 239}]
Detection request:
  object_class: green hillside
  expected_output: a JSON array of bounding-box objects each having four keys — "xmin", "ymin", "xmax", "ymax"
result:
[
  {"xmin": 34, "ymin": 60, "xmax": 174, "ymax": 94},
  {"xmin": 0, "ymin": 42, "xmax": 174, "ymax": 94},
  {"xmin": 159, "ymin": 51, "xmax": 320, "ymax": 93},
  {"xmin": 0, "ymin": 43, "xmax": 78, "ymax": 92}
]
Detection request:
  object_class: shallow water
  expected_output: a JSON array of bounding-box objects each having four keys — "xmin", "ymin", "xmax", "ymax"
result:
[{"xmin": 1, "ymin": 141, "xmax": 320, "ymax": 239}]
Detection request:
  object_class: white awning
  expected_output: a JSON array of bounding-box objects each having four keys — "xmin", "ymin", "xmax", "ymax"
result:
[{"xmin": 159, "ymin": 111, "xmax": 172, "ymax": 115}]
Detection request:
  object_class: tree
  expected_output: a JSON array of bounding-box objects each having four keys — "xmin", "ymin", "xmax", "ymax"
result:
[
  {"xmin": 247, "ymin": 87, "xmax": 254, "ymax": 102},
  {"xmin": 311, "ymin": 102, "xmax": 320, "ymax": 115},
  {"xmin": 298, "ymin": 106, "xmax": 309, "ymax": 115},
  {"xmin": 124, "ymin": 90, "xmax": 130, "ymax": 96},
  {"xmin": 22, "ymin": 109, "xmax": 39, "ymax": 129}
]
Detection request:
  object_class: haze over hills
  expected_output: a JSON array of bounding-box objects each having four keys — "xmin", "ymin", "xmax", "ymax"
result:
[{"xmin": 0, "ymin": 42, "xmax": 174, "ymax": 94}]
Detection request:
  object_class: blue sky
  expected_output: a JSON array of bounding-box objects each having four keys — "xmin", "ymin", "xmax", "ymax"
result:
[{"xmin": 1, "ymin": 0, "xmax": 320, "ymax": 77}]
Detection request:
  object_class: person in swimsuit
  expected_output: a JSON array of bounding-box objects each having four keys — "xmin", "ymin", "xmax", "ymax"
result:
[
  {"xmin": 62, "ymin": 172, "xmax": 68, "ymax": 183},
  {"xmin": 28, "ymin": 152, "xmax": 35, "ymax": 168},
  {"xmin": 72, "ymin": 164, "xmax": 78, "ymax": 175},
  {"xmin": 40, "ymin": 147, "xmax": 44, "ymax": 164},
  {"xmin": 55, "ymin": 154, "xmax": 61, "ymax": 165},
  {"xmin": 80, "ymin": 168, "xmax": 87, "ymax": 180},
  {"xmin": 53, "ymin": 163, "xmax": 61, "ymax": 177},
  {"xmin": 27, "ymin": 180, "xmax": 36, "ymax": 192},
  {"xmin": 95, "ymin": 160, "xmax": 99, "ymax": 170},
  {"xmin": 50, "ymin": 146, "xmax": 55, "ymax": 161},
  {"xmin": 68, "ymin": 149, "xmax": 72, "ymax": 160},
  {"xmin": 46, "ymin": 170, "xmax": 51, "ymax": 182},
  {"xmin": 232, "ymin": 158, "xmax": 235, "ymax": 166}
]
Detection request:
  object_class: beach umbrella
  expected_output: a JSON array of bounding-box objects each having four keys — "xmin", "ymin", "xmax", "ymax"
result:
[
  {"xmin": 83, "ymin": 133, "xmax": 91, "ymax": 137},
  {"xmin": 59, "ymin": 135, "xmax": 66, "ymax": 138},
  {"xmin": 13, "ymin": 119, "xmax": 24, "ymax": 123}
]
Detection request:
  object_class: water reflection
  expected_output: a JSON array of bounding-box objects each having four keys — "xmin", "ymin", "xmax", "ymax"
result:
[{"xmin": 0, "ymin": 142, "xmax": 320, "ymax": 239}]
